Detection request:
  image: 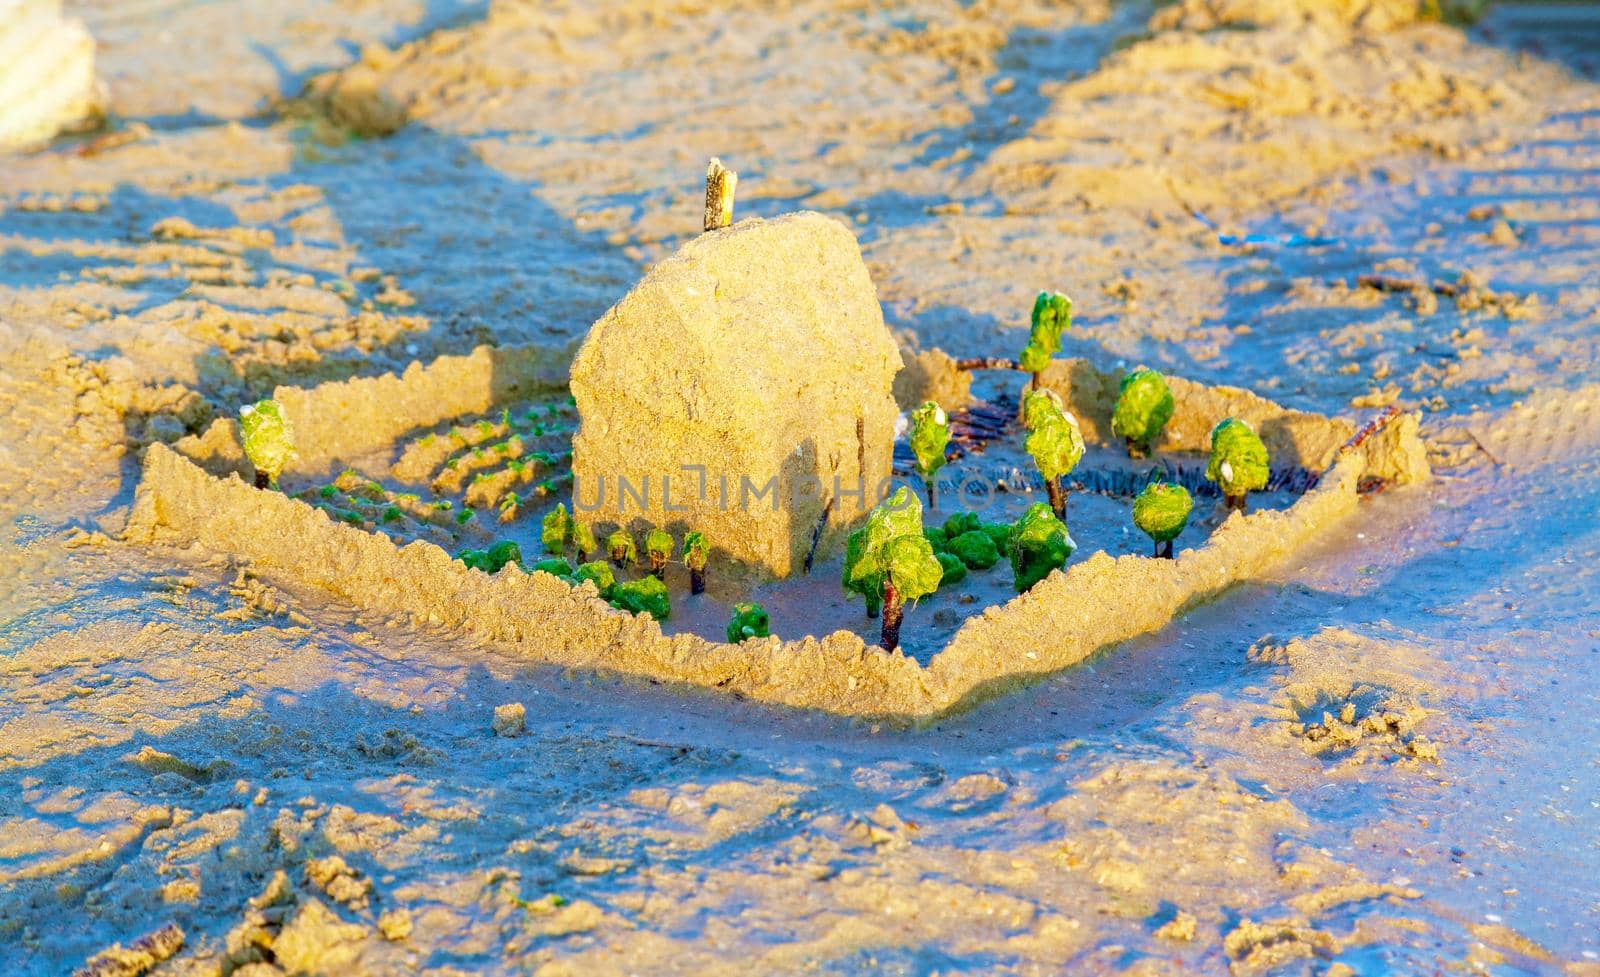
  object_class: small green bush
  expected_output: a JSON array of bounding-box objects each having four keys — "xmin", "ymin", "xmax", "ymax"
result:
[
  {"xmin": 935, "ymin": 551, "xmax": 968, "ymax": 587},
  {"xmin": 610, "ymin": 576, "xmax": 670, "ymax": 621},
  {"xmin": 726, "ymin": 602, "xmax": 770, "ymax": 643},
  {"xmin": 948, "ymin": 529, "xmax": 1000, "ymax": 570}
]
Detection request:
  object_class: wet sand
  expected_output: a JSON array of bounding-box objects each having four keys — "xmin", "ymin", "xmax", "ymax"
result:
[{"xmin": 3, "ymin": 1, "xmax": 1599, "ymax": 973}]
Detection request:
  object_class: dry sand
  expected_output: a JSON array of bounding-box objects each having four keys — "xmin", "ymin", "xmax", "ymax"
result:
[{"xmin": 3, "ymin": 1, "xmax": 1599, "ymax": 974}]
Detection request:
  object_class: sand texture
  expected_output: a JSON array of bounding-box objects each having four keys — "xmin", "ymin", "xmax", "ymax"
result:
[{"xmin": 4, "ymin": 0, "xmax": 1600, "ymax": 973}]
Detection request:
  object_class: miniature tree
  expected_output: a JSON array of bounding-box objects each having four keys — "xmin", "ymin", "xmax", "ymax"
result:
[
  {"xmin": 240, "ymin": 399, "xmax": 296, "ymax": 489},
  {"xmin": 1019, "ymin": 290, "xmax": 1072, "ymax": 395},
  {"xmin": 682, "ymin": 531, "xmax": 709, "ymax": 595},
  {"xmin": 611, "ymin": 576, "xmax": 670, "ymax": 621},
  {"xmin": 645, "ymin": 528, "xmax": 674, "ymax": 579},
  {"xmin": 1206, "ymin": 418, "xmax": 1270, "ymax": 512},
  {"xmin": 1010, "ymin": 502, "xmax": 1076, "ymax": 592},
  {"xmin": 541, "ymin": 503, "xmax": 572, "ymax": 555},
  {"xmin": 1111, "ymin": 368, "xmax": 1175, "ymax": 459},
  {"xmin": 1021, "ymin": 389, "xmax": 1085, "ymax": 520},
  {"xmin": 842, "ymin": 528, "xmax": 883, "ymax": 619},
  {"xmin": 844, "ymin": 487, "xmax": 944, "ymax": 651},
  {"xmin": 726, "ymin": 602, "xmax": 770, "ymax": 643},
  {"xmin": 1132, "ymin": 481, "xmax": 1192, "ymax": 558},
  {"xmin": 908, "ymin": 401, "xmax": 950, "ymax": 512},
  {"xmin": 573, "ymin": 521, "xmax": 597, "ymax": 563},
  {"xmin": 606, "ymin": 528, "xmax": 637, "ymax": 568}
]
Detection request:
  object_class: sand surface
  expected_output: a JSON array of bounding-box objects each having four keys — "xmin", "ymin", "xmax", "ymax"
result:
[{"xmin": 3, "ymin": 1, "xmax": 1599, "ymax": 973}]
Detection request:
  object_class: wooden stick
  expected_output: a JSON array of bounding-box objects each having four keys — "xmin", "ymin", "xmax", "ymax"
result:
[
  {"xmin": 954, "ymin": 357, "xmax": 1020, "ymax": 371},
  {"xmin": 1340, "ymin": 405, "xmax": 1402, "ymax": 455},
  {"xmin": 704, "ymin": 158, "xmax": 737, "ymax": 232}
]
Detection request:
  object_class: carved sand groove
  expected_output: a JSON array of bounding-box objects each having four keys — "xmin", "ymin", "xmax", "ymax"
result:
[
  {"xmin": 128, "ymin": 399, "xmax": 1423, "ymax": 720},
  {"xmin": 265, "ymin": 342, "xmax": 577, "ymax": 476}
]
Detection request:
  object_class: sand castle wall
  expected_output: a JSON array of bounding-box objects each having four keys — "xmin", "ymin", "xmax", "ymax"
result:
[{"xmin": 128, "ymin": 397, "xmax": 1426, "ymax": 721}]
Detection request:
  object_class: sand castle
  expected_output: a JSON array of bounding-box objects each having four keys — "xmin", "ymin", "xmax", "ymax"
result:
[
  {"xmin": 570, "ymin": 212, "xmax": 901, "ymax": 578},
  {"xmin": 0, "ymin": 0, "xmax": 100, "ymax": 150}
]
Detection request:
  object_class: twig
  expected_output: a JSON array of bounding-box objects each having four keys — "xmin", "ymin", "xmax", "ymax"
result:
[
  {"xmin": 1340, "ymin": 405, "xmax": 1402, "ymax": 455},
  {"xmin": 954, "ymin": 357, "xmax": 1020, "ymax": 371},
  {"xmin": 704, "ymin": 158, "xmax": 737, "ymax": 232},
  {"xmin": 1356, "ymin": 274, "xmax": 1460, "ymax": 298}
]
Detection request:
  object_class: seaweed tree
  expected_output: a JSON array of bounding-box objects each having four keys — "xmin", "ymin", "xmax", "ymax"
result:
[
  {"xmin": 1111, "ymin": 368, "xmax": 1174, "ymax": 459},
  {"xmin": 645, "ymin": 528, "xmax": 673, "ymax": 579},
  {"xmin": 240, "ymin": 399, "xmax": 296, "ymax": 489},
  {"xmin": 682, "ymin": 531, "xmax": 709, "ymax": 595},
  {"xmin": 1206, "ymin": 418, "xmax": 1270, "ymax": 512},
  {"xmin": 606, "ymin": 528, "xmax": 637, "ymax": 568},
  {"xmin": 842, "ymin": 528, "xmax": 883, "ymax": 620},
  {"xmin": 843, "ymin": 486, "xmax": 944, "ymax": 651},
  {"xmin": 573, "ymin": 521, "xmax": 597, "ymax": 563},
  {"xmin": 1019, "ymin": 290, "xmax": 1072, "ymax": 396},
  {"xmin": 908, "ymin": 401, "xmax": 950, "ymax": 512},
  {"xmin": 541, "ymin": 503, "xmax": 572, "ymax": 555},
  {"xmin": 1132, "ymin": 481, "xmax": 1192, "ymax": 559},
  {"xmin": 726, "ymin": 602, "xmax": 770, "ymax": 643},
  {"xmin": 1021, "ymin": 388, "xmax": 1085, "ymax": 521},
  {"xmin": 1009, "ymin": 502, "xmax": 1076, "ymax": 593}
]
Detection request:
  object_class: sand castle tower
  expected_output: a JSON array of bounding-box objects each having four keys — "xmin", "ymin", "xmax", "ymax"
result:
[
  {"xmin": 570, "ymin": 199, "xmax": 900, "ymax": 579},
  {"xmin": 0, "ymin": 0, "xmax": 100, "ymax": 150}
]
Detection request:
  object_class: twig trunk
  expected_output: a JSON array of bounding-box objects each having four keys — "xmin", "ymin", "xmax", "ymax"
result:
[
  {"xmin": 649, "ymin": 556, "xmax": 666, "ymax": 579},
  {"xmin": 926, "ymin": 476, "xmax": 939, "ymax": 513},
  {"xmin": 1155, "ymin": 539, "xmax": 1174, "ymax": 559},
  {"xmin": 254, "ymin": 470, "xmax": 270, "ymax": 489},
  {"xmin": 1225, "ymin": 494, "xmax": 1246, "ymax": 514},
  {"xmin": 880, "ymin": 579, "xmax": 903, "ymax": 651},
  {"xmin": 1044, "ymin": 478, "xmax": 1065, "ymax": 520},
  {"xmin": 690, "ymin": 567, "xmax": 705, "ymax": 595}
]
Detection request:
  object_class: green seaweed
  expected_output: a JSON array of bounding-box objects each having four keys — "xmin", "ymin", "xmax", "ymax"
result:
[
  {"xmin": 726, "ymin": 602, "xmax": 770, "ymax": 643},
  {"xmin": 1132, "ymin": 481, "xmax": 1192, "ymax": 558},
  {"xmin": 947, "ymin": 529, "xmax": 1000, "ymax": 570},
  {"xmin": 240, "ymin": 398, "xmax": 296, "ymax": 488},
  {"xmin": 1010, "ymin": 502, "xmax": 1076, "ymax": 593},
  {"xmin": 1111, "ymin": 368, "xmax": 1175, "ymax": 458},
  {"xmin": 610, "ymin": 576, "xmax": 670, "ymax": 621},
  {"xmin": 574, "ymin": 560, "xmax": 616, "ymax": 595},
  {"xmin": 1206, "ymin": 418, "xmax": 1270, "ymax": 510},
  {"xmin": 909, "ymin": 401, "xmax": 950, "ymax": 511},
  {"xmin": 935, "ymin": 551, "xmax": 968, "ymax": 588},
  {"xmin": 845, "ymin": 487, "xmax": 944, "ymax": 651}
]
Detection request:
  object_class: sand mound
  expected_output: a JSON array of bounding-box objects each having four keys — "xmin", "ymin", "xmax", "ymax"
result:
[
  {"xmin": 570, "ymin": 212, "xmax": 900, "ymax": 577},
  {"xmin": 0, "ymin": 0, "xmax": 99, "ymax": 150}
]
